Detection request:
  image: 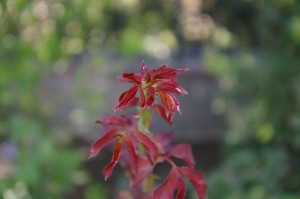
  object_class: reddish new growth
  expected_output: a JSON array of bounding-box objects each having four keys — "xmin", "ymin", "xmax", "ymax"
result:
[
  {"xmin": 115, "ymin": 62, "xmax": 188, "ymax": 124},
  {"xmin": 89, "ymin": 62, "xmax": 207, "ymax": 199}
]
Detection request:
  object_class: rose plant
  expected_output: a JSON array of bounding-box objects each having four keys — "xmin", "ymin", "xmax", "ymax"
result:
[{"xmin": 89, "ymin": 62, "xmax": 207, "ymax": 199}]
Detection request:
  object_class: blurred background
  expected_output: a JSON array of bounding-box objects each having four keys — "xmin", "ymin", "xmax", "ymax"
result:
[{"xmin": 1, "ymin": 0, "xmax": 300, "ymax": 198}]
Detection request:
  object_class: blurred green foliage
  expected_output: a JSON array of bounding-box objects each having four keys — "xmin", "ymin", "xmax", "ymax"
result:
[
  {"xmin": 0, "ymin": 0, "xmax": 182, "ymax": 60},
  {"xmin": 1, "ymin": 0, "xmax": 300, "ymax": 198},
  {"xmin": 205, "ymin": 50, "xmax": 300, "ymax": 199},
  {"xmin": 0, "ymin": 0, "xmax": 182, "ymax": 198},
  {"xmin": 1, "ymin": 115, "xmax": 82, "ymax": 199},
  {"xmin": 0, "ymin": 0, "xmax": 113, "ymax": 198},
  {"xmin": 205, "ymin": 0, "xmax": 300, "ymax": 198}
]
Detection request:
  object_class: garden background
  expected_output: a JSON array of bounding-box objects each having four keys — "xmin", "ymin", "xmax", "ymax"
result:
[{"xmin": 1, "ymin": 0, "xmax": 300, "ymax": 198}]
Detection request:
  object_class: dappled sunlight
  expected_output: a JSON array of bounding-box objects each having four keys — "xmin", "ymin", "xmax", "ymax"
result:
[
  {"xmin": 1, "ymin": 0, "xmax": 300, "ymax": 198},
  {"xmin": 179, "ymin": 0, "xmax": 215, "ymax": 41},
  {"xmin": 143, "ymin": 35, "xmax": 171, "ymax": 60},
  {"xmin": 33, "ymin": 1, "xmax": 49, "ymax": 20}
]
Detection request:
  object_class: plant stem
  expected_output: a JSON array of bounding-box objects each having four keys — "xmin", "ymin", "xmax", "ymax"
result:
[{"xmin": 137, "ymin": 107, "xmax": 156, "ymax": 194}]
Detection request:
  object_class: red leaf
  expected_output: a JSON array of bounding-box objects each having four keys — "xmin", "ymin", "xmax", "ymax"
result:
[
  {"xmin": 176, "ymin": 179, "xmax": 186, "ymax": 199},
  {"xmin": 153, "ymin": 132, "xmax": 174, "ymax": 152},
  {"xmin": 89, "ymin": 129, "xmax": 122, "ymax": 158},
  {"xmin": 119, "ymin": 97, "xmax": 139, "ymax": 110},
  {"xmin": 171, "ymin": 144, "xmax": 195, "ymax": 169},
  {"xmin": 140, "ymin": 61, "xmax": 147, "ymax": 76},
  {"xmin": 96, "ymin": 115, "xmax": 133, "ymax": 127},
  {"xmin": 130, "ymin": 156, "xmax": 155, "ymax": 186},
  {"xmin": 103, "ymin": 137, "xmax": 123, "ymax": 180},
  {"xmin": 156, "ymin": 80, "xmax": 188, "ymax": 96},
  {"xmin": 156, "ymin": 91, "xmax": 181, "ymax": 124},
  {"xmin": 115, "ymin": 85, "xmax": 139, "ymax": 111},
  {"xmin": 159, "ymin": 92, "xmax": 181, "ymax": 115},
  {"xmin": 158, "ymin": 92, "xmax": 179, "ymax": 117},
  {"xmin": 153, "ymin": 167, "xmax": 180, "ymax": 199},
  {"xmin": 147, "ymin": 65, "xmax": 188, "ymax": 83},
  {"xmin": 179, "ymin": 167, "xmax": 207, "ymax": 199},
  {"xmin": 118, "ymin": 73, "xmax": 142, "ymax": 83},
  {"xmin": 170, "ymin": 93, "xmax": 182, "ymax": 115},
  {"xmin": 132, "ymin": 130, "xmax": 162, "ymax": 162},
  {"xmin": 139, "ymin": 85, "xmax": 146, "ymax": 109},
  {"xmin": 153, "ymin": 105, "xmax": 172, "ymax": 125},
  {"xmin": 123, "ymin": 134, "xmax": 138, "ymax": 175},
  {"xmin": 146, "ymin": 86, "xmax": 156, "ymax": 107}
]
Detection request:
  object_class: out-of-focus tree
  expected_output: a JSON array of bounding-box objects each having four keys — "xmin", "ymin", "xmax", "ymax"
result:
[
  {"xmin": 204, "ymin": 0, "xmax": 300, "ymax": 198},
  {"xmin": 0, "ymin": 0, "xmax": 215, "ymax": 198}
]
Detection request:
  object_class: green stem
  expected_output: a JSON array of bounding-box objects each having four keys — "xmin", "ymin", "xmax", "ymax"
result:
[
  {"xmin": 137, "ymin": 107, "xmax": 156, "ymax": 193},
  {"xmin": 137, "ymin": 108, "xmax": 152, "ymax": 133}
]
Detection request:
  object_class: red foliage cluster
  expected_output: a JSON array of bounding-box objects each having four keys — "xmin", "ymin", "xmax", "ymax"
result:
[
  {"xmin": 115, "ymin": 62, "xmax": 188, "ymax": 124},
  {"xmin": 89, "ymin": 62, "xmax": 207, "ymax": 199}
]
